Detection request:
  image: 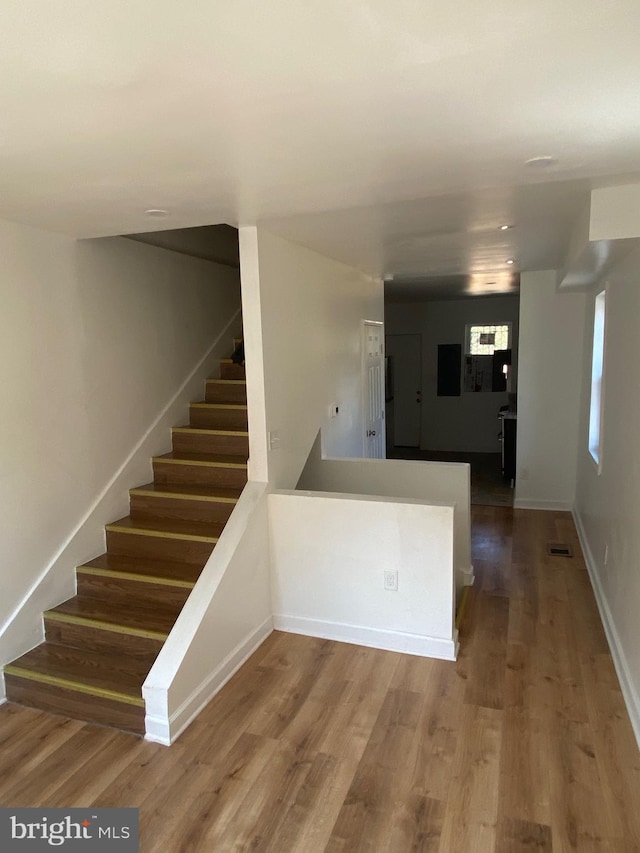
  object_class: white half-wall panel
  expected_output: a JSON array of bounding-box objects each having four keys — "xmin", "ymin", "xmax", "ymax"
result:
[
  {"xmin": 515, "ymin": 271, "xmax": 586, "ymax": 510},
  {"xmin": 385, "ymin": 295, "xmax": 519, "ymax": 453},
  {"xmin": 0, "ymin": 220, "xmax": 241, "ymax": 677},
  {"xmin": 243, "ymin": 228, "xmax": 383, "ymax": 490},
  {"xmin": 269, "ymin": 492, "xmax": 457, "ymax": 660},
  {"xmin": 574, "ymin": 243, "xmax": 640, "ymax": 747},
  {"xmin": 144, "ymin": 483, "xmax": 272, "ymax": 744},
  {"xmin": 297, "ymin": 433, "xmax": 472, "ymax": 590}
]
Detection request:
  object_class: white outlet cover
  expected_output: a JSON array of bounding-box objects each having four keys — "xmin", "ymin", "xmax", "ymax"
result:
[{"xmin": 384, "ymin": 570, "xmax": 398, "ymax": 591}]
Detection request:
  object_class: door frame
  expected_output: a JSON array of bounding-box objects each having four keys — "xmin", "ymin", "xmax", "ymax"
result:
[{"xmin": 361, "ymin": 319, "xmax": 386, "ymax": 457}]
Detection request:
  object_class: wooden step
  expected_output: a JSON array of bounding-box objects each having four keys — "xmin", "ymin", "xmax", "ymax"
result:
[
  {"xmin": 105, "ymin": 515, "xmax": 223, "ymax": 564},
  {"xmin": 4, "ymin": 643, "xmax": 148, "ymax": 734},
  {"xmin": 77, "ymin": 553, "xmax": 198, "ymax": 607},
  {"xmin": 130, "ymin": 482, "xmax": 241, "ymax": 524},
  {"xmin": 171, "ymin": 425, "xmax": 249, "ymax": 456},
  {"xmin": 153, "ymin": 452, "xmax": 248, "ymax": 489},
  {"xmin": 44, "ymin": 594, "xmax": 179, "ymax": 658},
  {"xmin": 220, "ymin": 359, "xmax": 246, "ymax": 380},
  {"xmin": 205, "ymin": 379, "xmax": 247, "ymax": 404},
  {"xmin": 189, "ymin": 402, "xmax": 248, "ymax": 430}
]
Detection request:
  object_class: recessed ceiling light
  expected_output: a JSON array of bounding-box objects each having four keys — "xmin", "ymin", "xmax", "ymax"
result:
[
  {"xmin": 524, "ymin": 156, "xmax": 557, "ymax": 169},
  {"xmin": 144, "ymin": 208, "xmax": 169, "ymax": 217},
  {"xmin": 499, "ymin": 224, "xmax": 512, "ymax": 231},
  {"xmin": 506, "ymin": 259, "xmax": 515, "ymax": 265},
  {"xmin": 383, "ymin": 274, "xmax": 394, "ymax": 282}
]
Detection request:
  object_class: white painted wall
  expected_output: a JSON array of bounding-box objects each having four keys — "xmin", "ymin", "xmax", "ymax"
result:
[
  {"xmin": 385, "ymin": 295, "xmax": 520, "ymax": 453},
  {"xmin": 128, "ymin": 224, "xmax": 239, "ymax": 268},
  {"xmin": 243, "ymin": 227, "xmax": 384, "ymax": 489},
  {"xmin": 144, "ymin": 483, "xmax": 272, "ymax": 744},
  {"xmin": 270, "ymin": 491, "xmax": 457, "ymax": 660},
  {"xmin": 574, "ymin": 243, "xmax": 640, "ymax": 746},
  {"xmin": 590, "ymin": 182, "xmax": 640, "ymax": 241},
  {"xmin": 297, "ymin": 433, "xmax": 472, "ymax": 590},
  {"xmin": 515, "ymin": 271, "xmax": 586, "ymax": 510},
  {"xmin": 0, "ymin": 219, "xmax": 241, "ymax": 678}
]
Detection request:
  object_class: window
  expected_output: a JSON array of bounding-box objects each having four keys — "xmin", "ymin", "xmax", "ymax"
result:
[
  {"xmin": 465, "ymin": 323, "xmax": 511, "ymax": 355},
  {"xmin": 589, "ymin": 289, "xmax": 607, "ymax": 469}
]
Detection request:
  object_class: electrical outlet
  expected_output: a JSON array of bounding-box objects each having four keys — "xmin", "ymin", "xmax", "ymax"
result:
[
  {"xmin": 520, "ymin": 466, "xmax": 530, "ymax": 480},
  {"xmin": 268, "ymin": 430, "xmax": 281, "ymax": 450},
  {"xmin": 604, "ymin": 544, "xmax": 609, "ymax": 566},
  {"xmin": 384, "ymin": 570, "xmax": 398, "ymax": 591},
  {"xmin": 328, "ymin": 403, "xmax": 339, "ymax": 419}
]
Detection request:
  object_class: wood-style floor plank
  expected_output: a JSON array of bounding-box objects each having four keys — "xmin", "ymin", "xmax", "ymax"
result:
[{"xmin": 1, "ymin": 507, "xmax": 640, "ymax": 852}]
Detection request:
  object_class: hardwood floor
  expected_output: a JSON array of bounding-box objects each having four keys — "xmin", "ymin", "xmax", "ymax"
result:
[{"xmin": 1, "ymin": 507, "xmax": 640, "ymax": 851}]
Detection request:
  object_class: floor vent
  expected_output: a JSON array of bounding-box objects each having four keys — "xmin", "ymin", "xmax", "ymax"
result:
[{"xmin": 547, "ymin": 543, "xmax": 573, "ymax": 557}]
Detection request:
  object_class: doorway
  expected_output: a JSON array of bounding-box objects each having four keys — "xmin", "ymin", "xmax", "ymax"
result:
[{"xmin": 386, "ymin": 333, "xmax": 422, "ymax": 449}]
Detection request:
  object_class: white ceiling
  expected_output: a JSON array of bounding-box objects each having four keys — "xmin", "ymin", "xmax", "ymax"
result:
[{"xmin": 2, "ymin": 1, "xmax": 640, "ymax": 293}]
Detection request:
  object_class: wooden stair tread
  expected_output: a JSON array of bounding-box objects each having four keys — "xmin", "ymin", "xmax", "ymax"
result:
[
  {"xmin": 48, "ymin": 596, "xmax": 180, "ymax": 636},
  {"xmin": 80, "ymin": 553, "xmax": 202, "ymax": 585},
  {"xmin": 190, "ymin": 401, "xmax": 248, "ymax": 410},
  {"xmin": 155, "ymin": 451, "xmax": 248, "ymax": 467},
  {"xmin": 107, "ymin": 515, "xmax": 225, "ymax": 541},
  {"xmin": 173, "ymin": 425, "xmax": 249, "ymax": 436},
  {"xmin": 6, "ymin": 643, "xmax": 148, "ymax": 701},
  {"xmin": 131, "ymin": 482, "xmax": 242, "ymax": 502}
]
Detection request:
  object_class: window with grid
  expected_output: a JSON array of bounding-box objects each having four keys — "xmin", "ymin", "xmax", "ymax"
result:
[{"xmin": 465, "ymin": 323, "xmax": 511, "ymax": 355}]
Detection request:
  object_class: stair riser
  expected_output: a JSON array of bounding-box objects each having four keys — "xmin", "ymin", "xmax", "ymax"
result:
[
  {"xmin": 5, "ymin": 675, "xmax": 145, "ymax": 735},
  {"xmin": 220, "ymin": 362, "xmax": 246, "ymax": 380},
  {"xmin": 172, "ymin": 430, "xmax": 249, "ymax": 456},
  {"xmin": 205, "ymin": 382, "xmax": 247, "ymax": 404},
  {"xmin": 45, "ymin": 618, "xmax": 163, "ymax": 660},
  {"xmin": 76, "ymin": 573, "xmax": 192, "ymax": 609},
  {"xmin": 106, "ymin": 529, "xmax": 214, "ymax": 565},
  {"xmin": 153, "ymin": 459, "xmax": 247, "ymax": 490},
  {"xmin": 189, "ymin": 406, "xmax": 248, "ymax": 430},
  {"xmin": 130, "ymin": 493, "xmax": 236, "ymax": 524}
]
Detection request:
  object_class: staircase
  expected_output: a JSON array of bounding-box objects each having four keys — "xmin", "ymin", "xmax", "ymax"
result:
[{"xmin": 3, "ymin": 349, "xmax": 248, "ymax": 735}]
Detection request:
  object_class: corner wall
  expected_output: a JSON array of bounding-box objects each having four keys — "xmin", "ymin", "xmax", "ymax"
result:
[
  {"xmin": 574, "ymin": 244, "xmax": 640, "ymax": 745},
  {"xmin": 0, "ymin": 220, "xmax": 241, "ymax": 676},
  {"xmin": 241, "ymin": 227, "xmax": 384, "ymax": 489},
  {"xmin": 515, "ymin": 271, "xmax": 586, "ymax": 510}
]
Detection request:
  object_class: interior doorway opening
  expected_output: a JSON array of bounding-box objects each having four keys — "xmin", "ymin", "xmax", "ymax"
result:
[{"xmin": 384, "ymin": 292, "xmax": 520, "ymax": 507}]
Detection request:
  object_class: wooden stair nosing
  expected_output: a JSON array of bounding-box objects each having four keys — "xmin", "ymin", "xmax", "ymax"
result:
[
  {"xmin": 172, "ymin": 426, "xmax": 249, "ymax": 437},
  {"xmin": 190, "ymin": 402, "xmax": 248, "ymax": 411},
  {"xmin": 153, "ymin": 452, "xmax": 247, "ymax": 470},
  {"xmin": 76, "ymin": 565, "xmax": 196, "ymax": 590},
  {"xmin": 129, "ymin": 483, "xmax": 241, "ymax": 504},
  {"xmin": 205, "ymin": 379, "xmax": 246, "ymax": 386},
  {"xmin": 44, "ymin": 610, "xmax": 170, "ymax": 643},
  {"xmin": 79, "ymin": 553, "xmax": 203, "ymax": 585},
  {"xmin": 5, "ymin": 644, "xmax": 149, "ymax": 707},
  {"xmin": 4, "ymin": 665, "xmax": 144, "ymax": 707},
  {"xmin": 105, "ymin": 516, "xmax": 224, "ymax": 544}
]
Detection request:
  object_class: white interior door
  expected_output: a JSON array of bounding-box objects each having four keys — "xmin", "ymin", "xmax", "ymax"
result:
[
  {"xmin": 362, "ymin": 320, "xmax": 385, "ymax": 458},
  {"xmin": 386, "ymin": 333, "xmax": 422, "ymax": 447}
]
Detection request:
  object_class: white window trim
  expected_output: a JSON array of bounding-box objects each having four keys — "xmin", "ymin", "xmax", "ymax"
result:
[{"xmin": 588, "ymin": 286, "xmax": 607, "ymax": 475}]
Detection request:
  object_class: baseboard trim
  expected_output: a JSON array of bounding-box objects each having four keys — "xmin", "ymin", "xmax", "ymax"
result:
[
  {"xmin": 514, "ymin": 498, "xmax": 574, "ymax": 511},
  {"xmin": 144, "ymin": 616, "xmax": 273, "ymax": 746},
  {"xmin": 459, "ymin": 564, "xmax": 475, "ymax": 587},
  {"xmin": 573, "ymin": 509, "xmax": 640, "ymax": 751},
  {"xmin": 273, "ymin": 614, "xmax": 458, "ymax": 661}
]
